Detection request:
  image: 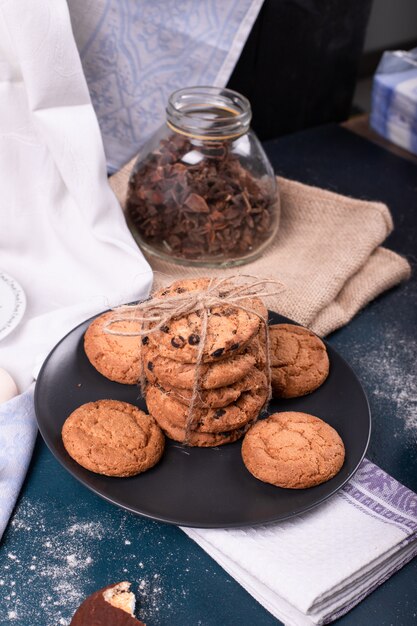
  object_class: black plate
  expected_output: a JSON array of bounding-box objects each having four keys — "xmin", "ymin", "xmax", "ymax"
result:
[{"xmin": 34, "ymin": 310, "xmax": 371, "ymax": 528}]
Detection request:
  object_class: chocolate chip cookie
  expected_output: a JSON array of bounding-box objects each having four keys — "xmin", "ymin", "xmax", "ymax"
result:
[
  {"xmin": 241, "ymin": 411, "xmax": 345, "ymax": 489},
  {"xmin": 145, "ymin": 368, "xmax": 268, "ymax": 434},
  {"xmin": 145, "ymin": 278, "xmax": 267, "ymax": 363},
  {"xmin": 160, "ymin": 369, "xmax": 260, "ymax": 409},
  {"xmin": 144, "ymin": 405, "xmax": 254, "ymax": 447},
  {"xmin": 143, "ymin": 335, "xmax": 265, "ymax": 390}
]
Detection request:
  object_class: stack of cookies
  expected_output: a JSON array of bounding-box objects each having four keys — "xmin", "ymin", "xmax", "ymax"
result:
[
  {"xmin": 142, "ymin": 278, "xmax": 270, "ymax": 447},
  {"xmin": 74, "ymin": 276, "xmax": 344, "ymax": 488}
]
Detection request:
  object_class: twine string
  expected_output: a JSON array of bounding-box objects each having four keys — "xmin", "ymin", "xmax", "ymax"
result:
[
  {"xmin": 187, "ymin": 292, "xmax": 210, "ymax": 440},
  {"xmin": 104, "ymin": 276, "xmax": 283, "ymax": 444}
]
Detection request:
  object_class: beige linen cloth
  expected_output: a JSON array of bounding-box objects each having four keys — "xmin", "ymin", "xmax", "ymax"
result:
[{"xmin": 110, "ymin": 159, "xmax": 411, "ymax": 335}]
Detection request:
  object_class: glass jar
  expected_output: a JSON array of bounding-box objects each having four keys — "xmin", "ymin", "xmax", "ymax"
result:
[{"xmin": 125, "ymin": 86, "xmax": 279, "ymax": 266}]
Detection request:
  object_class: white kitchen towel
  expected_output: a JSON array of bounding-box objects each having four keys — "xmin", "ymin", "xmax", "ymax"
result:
[
  {"xmin": 184, "ymin": 458, "xmax": 417, "ymax": 625},
  {"xmin": 0, "ymin": 0, "xmax": 153, "ymax": 393},
  {"xmin": 67, "ymin": 0, "xmax": 264, "ymax": 171},
  {"xmin": 0, "ymin": 0, "xmax": 152, "ymax": 536}
]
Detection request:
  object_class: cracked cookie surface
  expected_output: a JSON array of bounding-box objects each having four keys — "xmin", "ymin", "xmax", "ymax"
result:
[
  {"xmin": 142, "ymin": 401, "xmax": 255, "ymax": 447},
  {"xmin": 145, "ymin": 368, "xmax": 268, "ymax": 434},
  {"xmin": 62, "ymin": 400, "xmax": 164, "ymax": 477},
  {"xmin": 145, "ymin": 278, "xmax": 267, "ymax": 363},
  {"xmin": 143, "ymin": 335, "xmax": 265, "ymax": 390},
  {"xmin": 84, "ymin": 311, "xmax": 142, "ymax": 384},
  {"xmin": 241, "ymin": 411, "xmax": 345, "ymax": 488},
  {"xmin": 269, "ymin": 324, "xmax": 329, "ymax": 398},
  {"xmin": 160, "ymin": 367, "xmax": 263, "ymax": 409}
]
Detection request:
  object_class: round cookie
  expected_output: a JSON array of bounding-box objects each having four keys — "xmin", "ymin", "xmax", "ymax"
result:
[
  {"xmin": 62, "ymin": 400, "xmax": 164, "ymax": 477},
  {"xmin": 144, "ymin": 405, "xmax": 254, "ymax": 447},
  {"xmin": 241, "ymin": 411, "xmax": 345, "ymax": 489},
  {"xmin": 145, "ymin": 278, "xmax": 268, "ymax": 363},
  {"xmin": 84, "ymin": 311, "xmax": 142, "ymax": 384},
  {"xmin": 145, "ymin": 369, "xmax": 268, "ymax": 434},
  {"xmin": 143, "ymin": 335, "xmax": 265, "ymax": 390},
  {"xmin": 269, "ymin": 324, "xmax": 329, "ymax": 398},
  {"xmin": 161, "ymin": 369, "xmax": 260, "ymax": 409}
]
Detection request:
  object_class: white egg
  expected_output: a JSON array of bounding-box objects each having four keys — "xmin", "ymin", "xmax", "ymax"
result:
[{"xmin": 0, "ymin": 368, "xmax": 18, "ymax": 403}]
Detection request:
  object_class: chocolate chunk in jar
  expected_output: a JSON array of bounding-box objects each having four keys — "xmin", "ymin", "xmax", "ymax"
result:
[{"xmin": 126, "ymin": 134, "xmax": 277, "ymax": 261}]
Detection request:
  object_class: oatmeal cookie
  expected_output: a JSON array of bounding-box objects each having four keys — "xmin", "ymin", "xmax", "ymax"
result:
[
  {"xmin": 62, "ymin": 400, "xmax": 164, "ymax": 477},
  {"xmin": 84, "ymin": 311, "xmax": 142, "ymax": 384},
  {"xmin": 160, "ymin": 369, "xmax": 261, "ymax": 409},
  {"xmin": 241, "ymin": 411, "xmax": 345, "ymax": 489},
  {"xmin": 144, "ymin": 405, "xmax": 254, "ymax": 447},
  {"xmin": 269, "ymin": 324, "xmax": 329, "ymax": 398}
]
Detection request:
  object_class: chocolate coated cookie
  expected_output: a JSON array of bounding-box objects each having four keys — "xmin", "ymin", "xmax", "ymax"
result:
[{"xmin": 70, "ymin": 581, "xmax": 145, "ymax": 625}]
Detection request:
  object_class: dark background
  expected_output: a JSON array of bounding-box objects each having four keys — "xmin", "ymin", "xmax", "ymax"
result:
[{"xmin": 228, "ymin": 0, "xmax": 417, "ymax": 138}]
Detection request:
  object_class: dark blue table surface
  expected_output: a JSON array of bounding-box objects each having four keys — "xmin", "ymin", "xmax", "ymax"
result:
[{"xmin": 1, "ymin": 125, "xmax": 416, "ymax": 626}]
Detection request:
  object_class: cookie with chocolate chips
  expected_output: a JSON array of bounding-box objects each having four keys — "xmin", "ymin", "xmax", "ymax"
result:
[
  {"xmin": 143, "ymin": 335, "xmax": 265, "ymax": 390},
  {"xmin": 146, "ymin": 278, "xmax": 267, "ymax": 363},
  {"xmin": 143, "ymin": 401, "xmax": 255, "ymax": 447},
  {"xmin": 269, "ymin": 324, "xmax": 329, "ymax": 398},
  {"xmin": 160, "ymin": 368, "xmax": 263, "ymax": 409},
  {"xmin": 145, "ymin": 368, "xmax": 268, "ymax": 434}
]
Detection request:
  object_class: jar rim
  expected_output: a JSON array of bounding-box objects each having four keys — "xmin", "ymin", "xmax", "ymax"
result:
[{"xmin": 166, "ymin": 86, "xmax": 251, "ymax": 140}]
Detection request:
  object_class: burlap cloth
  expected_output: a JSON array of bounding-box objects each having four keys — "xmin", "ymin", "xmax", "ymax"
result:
[{"xmin": 109, "ymin": 158, "xmax": 411, "ymax": 336}]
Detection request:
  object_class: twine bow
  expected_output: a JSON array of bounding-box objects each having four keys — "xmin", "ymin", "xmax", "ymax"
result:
[{"xmin": 105, "ymin": 275, "xmax": 284, "ymax": 444}]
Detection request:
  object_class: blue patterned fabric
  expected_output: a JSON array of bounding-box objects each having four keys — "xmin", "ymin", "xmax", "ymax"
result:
[
  {"xmin": 0, "ymin": 387, "xmax": 37, "ymax": 540},
  {"xmin": 68, "ymin": 0, "xmax": 264, "ymax": 171}
]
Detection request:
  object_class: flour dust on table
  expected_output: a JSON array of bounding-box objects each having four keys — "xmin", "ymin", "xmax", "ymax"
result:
[
  {"xmin": 0, "ymin": 498, "xmax": 186, "ymax": 626},
  {"xmin": 344, "ymin": 315, "xmax": 417, "ymax": 438}
]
